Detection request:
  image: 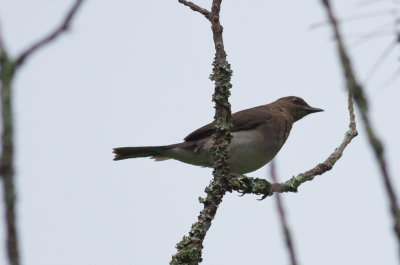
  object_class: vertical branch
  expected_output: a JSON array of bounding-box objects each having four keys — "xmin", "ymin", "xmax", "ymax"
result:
[
  {"xmin": 171, "ymin": 1, "xmax": 233, "ymax": 264},
  {"xmin": 209, "ymin": 0, "xmax": 232, "ymax": 197},
  {"xmin": 270, "ymin": 160, "xmax": 298, "ymax": 265},
  {"xmin": 0, "ymin": 51, "xmax": 19, "ymax": 265},
  {"xmin": 0, "ymin": 2, "xmax": 85, "ymax": 264},
  {"xmin": 321, "ymin": 0, "xmax": 400, "ymax": 257}
]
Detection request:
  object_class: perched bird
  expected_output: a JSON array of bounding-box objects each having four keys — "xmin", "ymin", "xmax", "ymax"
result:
[{"xmin": 113, "ymin": 96, "xmax": 323, "ymax": 174}]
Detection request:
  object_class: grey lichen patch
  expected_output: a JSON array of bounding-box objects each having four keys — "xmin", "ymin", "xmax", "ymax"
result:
[
  {"xmin": 209, "ymin": 59, "xmax": 233, "ymax": 84},
  {"xmin": 209, "ymin": 57, "xmax": 233, "ymax": 185},
  {"xmin": 226, "ymin": 175, "xmax": 273, "ymax": 199},
  {"xmin": 198, "ymin": 197, "xmax": 206, "ymax": 204},
  {"xmin": 282, "ymin": 175, "xmax": 303, "ymax": 192},
  {"xmin": 210, "ymin": 59, "xmax": 233, "ymax": 109},
  {"xmin": 252, "ymin": 178, "xmax": 273, "ymax": 196},
  {"xmin": 172, "ymin": 235, "xmax": 202, "ymax": 265}
]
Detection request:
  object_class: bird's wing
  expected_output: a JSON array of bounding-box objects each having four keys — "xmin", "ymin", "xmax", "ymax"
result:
[{"xmin": 183, "ymin": 105, "xmax": 273, "ymax": 142}]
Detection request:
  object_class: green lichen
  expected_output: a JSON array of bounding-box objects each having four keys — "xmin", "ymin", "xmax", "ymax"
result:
[
  {"xmin": 171, "ymin": 56, "xmax": 234, "ymax": 265},
  {"xmin": 282, "ymin": 175, "xmax": 303, "ymax": 192},
  {"xmin": 252, "ymin": 178, "xmax": 273, "ymax": 196},
  {"xmin": 172, "ymin": 235, "xmax": 202, "ymax": 265}
]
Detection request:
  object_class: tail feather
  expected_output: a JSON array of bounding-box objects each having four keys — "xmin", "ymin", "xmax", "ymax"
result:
[{"xmin": 112, "ymin": 145, "xmax": 175, "ymax": 161}]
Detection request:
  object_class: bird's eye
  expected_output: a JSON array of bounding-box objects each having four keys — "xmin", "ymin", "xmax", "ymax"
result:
[{"xmin": 290, "ymin": 97, "xmax": 306, "ymax": 106}]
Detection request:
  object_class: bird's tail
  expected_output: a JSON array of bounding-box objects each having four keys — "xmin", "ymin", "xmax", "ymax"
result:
[{"xmin": 112, "ymin": 144, "xmax": 177, "ymax": 161}]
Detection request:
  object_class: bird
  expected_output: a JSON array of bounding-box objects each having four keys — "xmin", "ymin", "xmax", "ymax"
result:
[{"xmin": 113, "ymin": 96, "xmax": 323, "ymax": 174}]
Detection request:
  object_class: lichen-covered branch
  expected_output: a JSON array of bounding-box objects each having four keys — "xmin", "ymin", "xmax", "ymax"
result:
[
  {"xmin": 15, "ymin": 0, "xmax": 84, "ymax": 67},
  {"xmin": 171, "ymin": 1, "xmax": 233, "ymax": 264},
  {"xmin": 321, "ymin": 0, "xmax": 400, "ymax": 256},
  {"xmin": 0, "ymin": 2, "xmax": 84, "ymax": 265}
]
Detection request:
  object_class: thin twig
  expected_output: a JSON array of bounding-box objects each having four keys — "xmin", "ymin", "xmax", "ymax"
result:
[
  {"xmin": 357, "ymin": 0, "xmax": 400, "ymax": 7},
  {"xmin": 321, "ymin": 0, "xmax": 400, "ymax": 258},
  {"xmin": 171, "ymin": 1, "xmax": 232, "ymax": 264},
  {"xmin": 270, "ymin": 160, "xmax": 298, "ymax": 265},
  {"xmin": 310, "ymin": 9, "xmax": 399, "ymax": 30},
  {"xmin": 178, "ymin": 0, "xmax": 211, "ymax": 20},
  {"xmin": 364, "ymin": 39, "xmax": 397, "ymax": 81},
  {"xmin": 379, "ymin": 66, "xmax": 400, "ymax": 88},
  {"xmin": 15, "ymin": 0, "xmax": 84, "ymax": 67}
]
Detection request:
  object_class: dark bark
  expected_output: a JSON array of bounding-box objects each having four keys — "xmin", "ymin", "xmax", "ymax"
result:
[
  {"xmin": 0, "ymin": 1, "xmax": 85, "ymax": 264},
  {"xmin": 321, "ymin": 0, "xmax": 400, "ymax": 259},
  {"xmin": 0, "ymin": 52, "xmax": 19, "ymax": 265}
]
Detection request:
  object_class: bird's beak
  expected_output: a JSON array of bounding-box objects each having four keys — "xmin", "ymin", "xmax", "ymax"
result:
[{"xmin": 304, "ymin": 106, "xmax": 324, "ymax": 113}]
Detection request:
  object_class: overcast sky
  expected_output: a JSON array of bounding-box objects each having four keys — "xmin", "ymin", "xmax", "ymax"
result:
[{"xmin": 0, "ymin": 0, "xmax": 400, "ymax": 264}]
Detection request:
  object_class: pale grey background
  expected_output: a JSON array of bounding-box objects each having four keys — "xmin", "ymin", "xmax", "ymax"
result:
[{"xmin": 0, "ymin": 0, "xmax": 399, "ymax": 264}]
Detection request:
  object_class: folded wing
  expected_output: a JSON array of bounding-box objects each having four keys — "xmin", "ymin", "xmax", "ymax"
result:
[{"xmin": 183, "ymin": 105, "xmax": 273, "ymax": 142}]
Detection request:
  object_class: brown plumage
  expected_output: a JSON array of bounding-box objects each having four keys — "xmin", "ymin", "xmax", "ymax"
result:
[{"xmin": 113, "ymin": 96, "xmax": 323, "ymax": 174}]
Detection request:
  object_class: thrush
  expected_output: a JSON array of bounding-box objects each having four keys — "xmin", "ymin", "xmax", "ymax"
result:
[{"xmin": 113, "ymin": 96, "xmax": 323, "ymax": 174}]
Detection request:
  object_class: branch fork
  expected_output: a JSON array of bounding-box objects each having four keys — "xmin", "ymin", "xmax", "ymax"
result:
[{"xmin": 0, "ymin": 2, "xmax": 84, "ymax": 265}]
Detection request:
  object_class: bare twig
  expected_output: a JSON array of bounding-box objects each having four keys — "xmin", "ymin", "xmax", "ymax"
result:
[
  {"xmin": 321, "ymin": 0, "xmax": 400, "ymax": 257},
  {"xmin": 357, "ymin": 0, "xmax": 400, "ymax": 7},
  {"xmin": 171, "ymin": 1, "xmax": 232, "ymax": 264},
  {"xmin": 364, "ymin": 39, "xmax": 397, "ymax": 81},
  {"xmin": 310, "ymin": 9, "xmax": 399, "ymax": 30},
  {"xmin": 178, "ymin": 0, "xmax": 211, "ymax": 20},
  {"xmin": 15, "ymin": 0, "xmax": 84, "ymax": 67},
  {"xmin": 379, "ymin": 66, "xmax": 400, "ymax": 88},
  {"xmin": 270, "ymin": 160, "xmax": 298, "ymax": 265}
]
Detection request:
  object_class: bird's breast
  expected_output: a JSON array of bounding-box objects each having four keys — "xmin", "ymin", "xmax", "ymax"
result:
[{"xmin": 227, "ymin": 127, "xmax": 282, "ymax": 174}]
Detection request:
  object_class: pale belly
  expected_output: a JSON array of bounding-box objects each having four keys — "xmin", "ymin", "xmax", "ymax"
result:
[{"xmin": 167, "ymin": 128, "xmax": 284, "ymax": 174}]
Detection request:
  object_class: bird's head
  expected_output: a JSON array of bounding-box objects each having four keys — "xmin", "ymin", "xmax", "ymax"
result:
[{"xmin": 276, "ymin": 96, "xmax": 324, "ymax": 122}]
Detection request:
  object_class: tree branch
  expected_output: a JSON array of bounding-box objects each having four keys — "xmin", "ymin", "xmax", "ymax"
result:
[
  {"xmin": 171, "ymin": 1, "xmax": 232, "ymax": 264},
  {"xmin": 321, "ymin": 0, "xmax": 400, "ymax": 257},
  {"xmin": 0, "ymin": 54, "xmax": 19, "ymax": 265},
  {"xmin": 270, "ymin": 161, "xmax": 298, "ymax": 265},
  {"xmin": 0, "ymin": 2, "xmax": 85, "ymax": 264},
  {"xmin": 15, "ymin": 0, "xmax": 84, "ymax": 67},
  {"xmin": 178, "ymin": 0, "xmax": 211, "ymax": 20}
]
